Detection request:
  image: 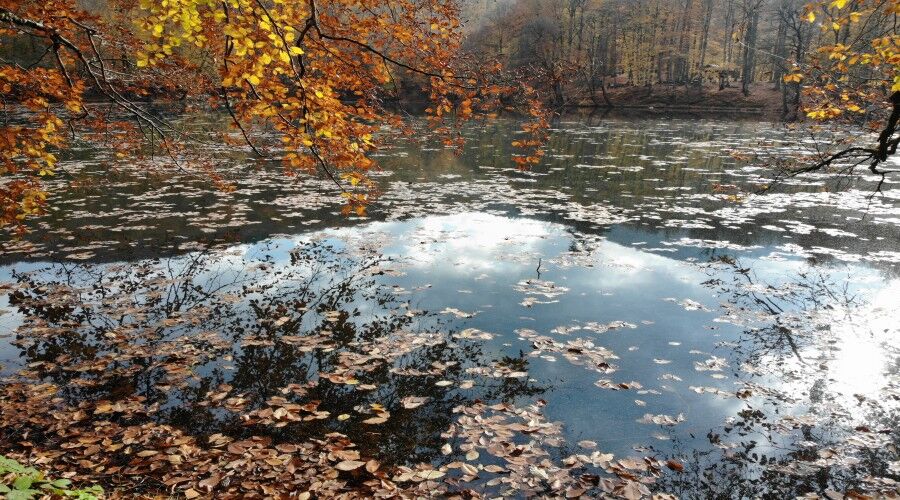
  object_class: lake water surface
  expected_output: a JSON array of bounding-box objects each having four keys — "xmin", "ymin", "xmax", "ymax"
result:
[{"xmin": 1, "ymin": 115, "xmax": 899, "ymax": 497}]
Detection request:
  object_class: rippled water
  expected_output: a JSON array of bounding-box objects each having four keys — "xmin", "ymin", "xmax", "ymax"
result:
[{"xmin": 1, "ymin": 114, "xmax": 898, "ymax": 497}]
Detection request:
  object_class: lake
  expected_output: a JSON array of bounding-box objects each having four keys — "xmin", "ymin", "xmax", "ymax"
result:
[{"xmin": 1, "ymin": 113, "xmax": 898, "ymax": 498}]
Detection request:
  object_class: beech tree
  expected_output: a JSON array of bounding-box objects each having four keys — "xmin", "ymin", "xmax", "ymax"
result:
[
  {"xmin": 784, "ymin": 0, "xmax": 900, "ymax": 188},
  {"xmin": 0, "ymin": 0, "xmax": 547, "ymax": 231}
]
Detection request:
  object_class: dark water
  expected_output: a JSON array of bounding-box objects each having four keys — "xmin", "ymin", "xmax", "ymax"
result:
[{"xmin": 1, "ymin": 114, "xmax": 899, "ymax": 497}]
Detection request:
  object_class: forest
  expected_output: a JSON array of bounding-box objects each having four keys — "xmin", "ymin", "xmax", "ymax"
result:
[
  {"xmin": 463, "ymin": 0, "xmax": 821, "ymax": 117},
  {"xmin": 1, "ymin": 0, "xmax": 899, "ymax": 498}
]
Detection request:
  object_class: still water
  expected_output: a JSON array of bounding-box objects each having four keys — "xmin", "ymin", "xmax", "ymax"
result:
[{"xmin": 1, "ymin": 114, "xmax": 898, "ymax": 497}]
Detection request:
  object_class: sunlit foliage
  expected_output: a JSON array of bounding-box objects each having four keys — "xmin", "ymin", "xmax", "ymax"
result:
[
  {"xmin": 0, "ymin": 0, "xmax": 546, "ymax": 230},
  {"xmin": 797, "ymin": 0, "xmax": 900, "ymax": 121}
]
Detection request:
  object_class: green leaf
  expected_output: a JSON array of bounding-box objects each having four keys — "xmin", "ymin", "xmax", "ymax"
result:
[
  {"xmin": 12, "ymin": 475, "xmax": 34, "ymax": 491},
  {"xmin": 0, "ymin": 456, "xmax": 27, "ymax": 474},
  {"xmin": 51, "ymin": 478, "xmax": 72, "ymax": 488},
  {"xmin": 7, "ymin": 489, "xmax": 36, "ymax": 500}
]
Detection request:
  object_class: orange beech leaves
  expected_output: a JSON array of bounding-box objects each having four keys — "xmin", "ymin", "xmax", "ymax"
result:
[
  {"xmin": 794, "ymin": 1, "xmax": 900, "ymax": 121},
  {"xmin": 0, "ymin": 0, "xmax": 547, "ymax": 231}
]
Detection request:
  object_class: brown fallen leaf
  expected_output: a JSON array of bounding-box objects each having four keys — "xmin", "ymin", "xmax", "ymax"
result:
[
  {"xmin": 336, "ymin": 460, "xmax": 366, "ymax": 471},
  {"xmin": 401, "ymin": 396, "xmax": 430, "ymax": 409},
  {"xmin": 416, "ymin": 470, "xmax": 445, "ymax": 480},
  {"xmin": 665, "ymin": 459, "xmax": 684, "ymax": 472},
  {"xmin": 460, "ymin": 463, "xmax": 478, "ymax": 476}
]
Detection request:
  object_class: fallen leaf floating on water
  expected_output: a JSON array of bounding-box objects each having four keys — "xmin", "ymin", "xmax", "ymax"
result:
[
  {"xmin": 665, "ymin": 459, "xmax": 685, "ymax": 472},
  {"xmin": 416, "ymin": 470, "xmax": 445, "ymax": 480},
  {"xmin": 516, "ymin": 328, "xmax": 619, "ymax": 374},
  {"xmin": 440, "ymin": 307, "xmax": 477, "ymax": 318},
  {"xmin": 453, "ymin": 328, "xmax": 495, "ymax": 340},
  {"xmin": 595, "ymin": 379, "xmax": 643, "ymax": 391},
  {"xmin": 690, "ymin": 386, "xmax": 734, "ymax": 398},
  {"xmin": 513, "ymin": 279, "xmax": 570, "ymax": 298},
  {"xmin": 638, "ymin": 413, "xmax": 686, "ymax": 426},
  {"xmin": 362, "ymin": 416, "xmax": 389, "ymax": 424},
  {"xmin": 694, "ymin": 356, "xmax": 729, "ymax": 372},
  {"xmin": 663, "ymin": 297, "xmax": 712, "ymax": 312},
  {"xmin": 335, "ymin": 460, "xmax": 366, "ymax": 471},
  {"xmin": 401, "ymin": 396, "xmax": 430, "ymax": 409},
  {"xmin": 516, "ymin": 279, "xmax": 569, "ymax": 307}
]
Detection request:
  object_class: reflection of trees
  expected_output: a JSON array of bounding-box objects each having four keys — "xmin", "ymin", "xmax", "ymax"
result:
[
  {"xmin": 653, "ymin": 255, "xmax": 900, "ymax": 497},
  {"xmin": 699, "ymin": 254, "xmax": 860, "ymax": 364},
  {"xmin": 9, "ymin": 116, "xmax": 900, "ymax": 270},
  {"xmin": 7, "ymin": 240, "xmax": 544, "ymax": 467}
]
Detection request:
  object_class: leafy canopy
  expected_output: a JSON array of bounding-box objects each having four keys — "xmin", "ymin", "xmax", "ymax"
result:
[{"xmin": 0, "ymin": 0, "xmax": 545, "ymax": 230}]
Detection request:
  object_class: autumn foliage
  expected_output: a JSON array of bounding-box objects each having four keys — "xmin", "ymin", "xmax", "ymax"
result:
[
  {"xmin": 0, "ymin": 0, "xmax": 547, "ymax": 231},
  {"xmin": 795, "ymin": 0, "xmax": 900, "ymax": 121}
]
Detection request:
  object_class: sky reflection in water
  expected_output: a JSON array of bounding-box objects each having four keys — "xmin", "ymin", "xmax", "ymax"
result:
[
  {"xmin": 1, "ymin": 116, "xmax": 899, "ymax": 496},
  {"xmin": 1, "ymin": 212, "xmax": 894, "ymax": 461}
]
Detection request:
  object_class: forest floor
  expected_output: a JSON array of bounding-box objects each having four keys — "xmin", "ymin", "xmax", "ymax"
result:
[{"xmin": 583, "ymin": 83, "xmax": 784, "ymax": 118}]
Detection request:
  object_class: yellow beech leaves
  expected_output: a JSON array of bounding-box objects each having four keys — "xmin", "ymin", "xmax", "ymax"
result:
[
  {"xmin": 0, "ymin": 0, "xmax": 547, "ymax": 230},
  {"xmin": 798, "ymin": 0, "xmax": 900, "ymax": 122},
  {"xmin": 0, "ymin": 63, "xmax": 80, "ymax": 229}
]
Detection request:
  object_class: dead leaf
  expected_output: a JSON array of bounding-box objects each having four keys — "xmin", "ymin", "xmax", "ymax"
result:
[{"xmin": 336, "ymin": 460, "xmax": 366, "ymax": 471}]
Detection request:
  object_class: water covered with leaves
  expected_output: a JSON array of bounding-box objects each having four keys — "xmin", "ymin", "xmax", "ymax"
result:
[{"xmin": 1, "ymin": 113, "xmax": 899, "ymax": 498}]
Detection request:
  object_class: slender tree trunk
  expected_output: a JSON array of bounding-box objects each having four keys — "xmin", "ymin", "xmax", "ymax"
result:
[
  {"xmin": 782, "ymin": 13, "xmax": 807, "ymax": 121},
  {"xmin": 609, "ymin": 24, "xmax": 617, "ymax": 79},
  {"xmin": 724, "ymin": 0, "xmax": 735, "ymax": 72},
  {"xmin": 677, "ymin": 0, "xmax": 694, "ymax": 84},
  {"xmin": 599, "ymin": 77, "xmax": 613, "ymax": 106},
  {"xmin": 741, "ymin": 4, "xmax": 760, "ymax": 96},
  {"xmin": 696, "ymin": 0, "xmax": 714, "ymax": 87},
  {"xmin": 773, "ymin": 7, "xmax": 788, "ymax": 90}
]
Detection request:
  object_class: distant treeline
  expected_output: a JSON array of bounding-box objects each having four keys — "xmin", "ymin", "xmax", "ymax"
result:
[{"xmin": 459, "ymin": 0, "xmax": 890, "ymax": 119}]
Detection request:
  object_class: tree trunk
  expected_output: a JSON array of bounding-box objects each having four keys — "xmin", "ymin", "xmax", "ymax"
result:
[
  {"xmin": 773, "ymin": 8, "xmax": 787, "ymax": 90},
  {"xmin": 741, "ymin": 5, "xmax": 760, "ymax": 96},
  {"xmin": 696, "ymin": 0, "xmax": 714, "ymax": 87}
]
